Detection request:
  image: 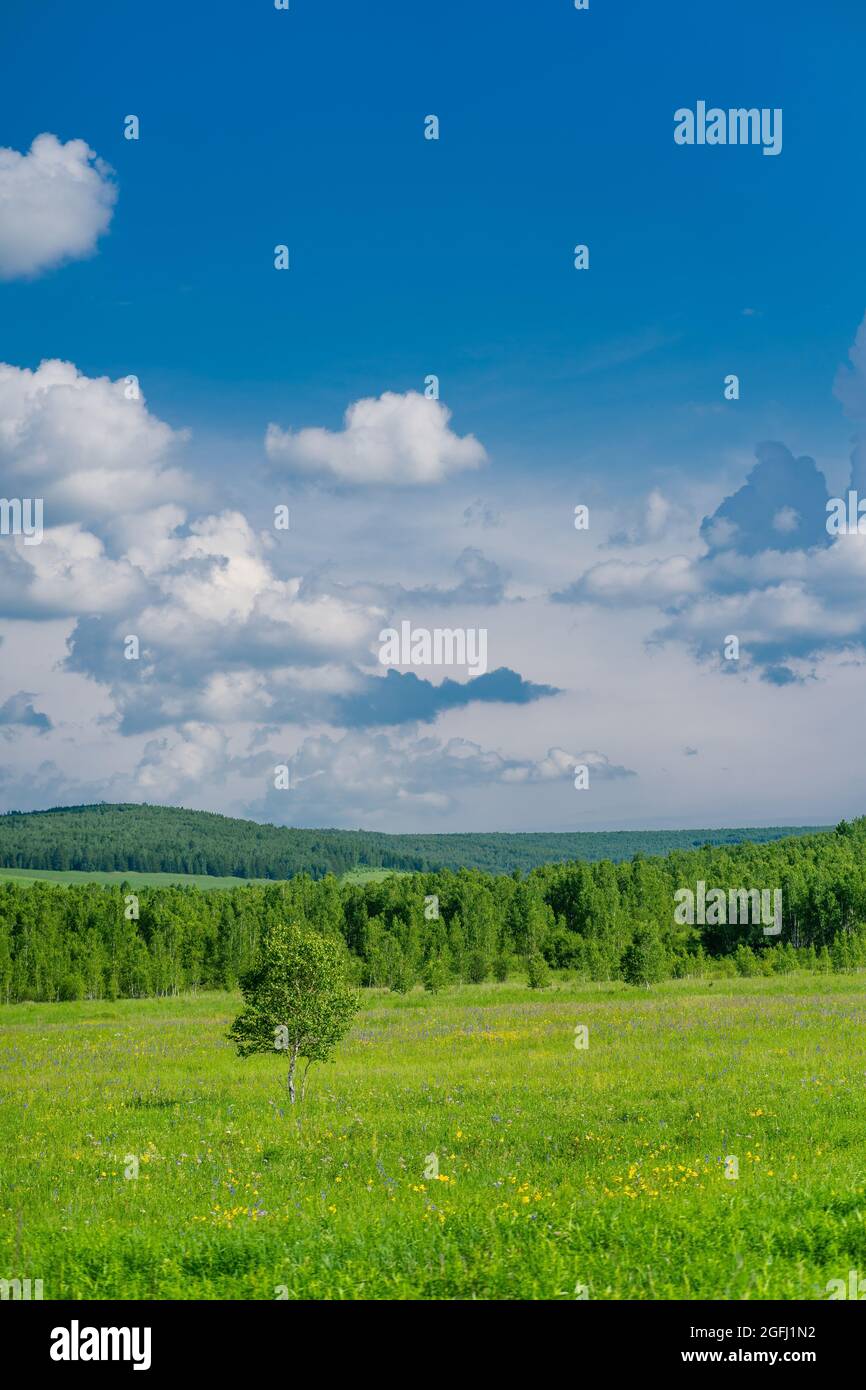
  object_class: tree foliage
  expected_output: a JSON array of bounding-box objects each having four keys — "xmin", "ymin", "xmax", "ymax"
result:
[
  {"xmin": 2, "ymin": 818, "xmax": 866, "ymax": 1003},
  {"xmin": 227, "ymin": 921, "xmax": 359, "ymax": 1103},
  {"xmin": 0, "ymin": 802, "xmax": 821, "ymax": 879}
]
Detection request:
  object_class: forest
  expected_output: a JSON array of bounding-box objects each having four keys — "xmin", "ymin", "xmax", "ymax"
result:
[
  {"xmin": 0, "ymin": 802, "xmax": 822, "ymax": 878},
  {"xmin": 1, "ymin": 818, "xmax": 864, "ymax": 1003}
]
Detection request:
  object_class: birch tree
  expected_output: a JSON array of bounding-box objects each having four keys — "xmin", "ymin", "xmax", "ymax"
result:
[{"xmin": 227, "ymin": 920, "xmax": 359, "ymax": 1104}]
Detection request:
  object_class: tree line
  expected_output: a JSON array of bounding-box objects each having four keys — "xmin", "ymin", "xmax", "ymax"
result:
[
  {"xmin": 1, "ymin": 819, "xmax": 864, "ymax": 1002},
  {"xmin": 0, "ymin": 802, "xmax": 821, "ymax": 879}
]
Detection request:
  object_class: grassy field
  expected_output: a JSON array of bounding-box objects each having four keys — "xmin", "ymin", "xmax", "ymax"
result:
[
  {"xmin": 0, "ymin": 866, "xmax": 270, "ymax": 891},
  {"xmin": 0, "ymin": 865, "xmax": 401, "ymax": 889},
  {"xmin": 2, "ymin": 973, "xmax": 865, "ymax": 1300},
  {"xmin": 339, "ymin": 866, "xmax": 407, "ymax": 884}
]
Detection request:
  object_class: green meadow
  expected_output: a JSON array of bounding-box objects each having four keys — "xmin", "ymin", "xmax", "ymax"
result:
[
  {"xmin": 0, "ymin": 865, "xmax": 400, "ymax": 890},
  {"xmin": 0, "ymin": 866, "xmax": 268, "ymax": 891},
  {"xmin": 2, "ymin": 973, "xmax": 865, "ymax": 1300},
  {"xmin": 339, "ymin": 866, "xmax": 408, "ymax": 884}
]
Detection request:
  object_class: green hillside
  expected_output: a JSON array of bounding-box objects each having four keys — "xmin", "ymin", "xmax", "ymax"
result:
[
  {"xmin": 1, "ymin": 818, "xmax": 864, "ymax": 1005},
  {"xmin": 0, "ymin": 801, "xmax": 827, "ymax": 881}
]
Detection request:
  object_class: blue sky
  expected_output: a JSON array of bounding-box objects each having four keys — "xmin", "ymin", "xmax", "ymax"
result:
[
  {"xmin": 4, "ymin": 0, "xmax": 864, "ymax": 462},
  {"xmin": 2, "ymin": 0, "xmax": 866, "ymax": 831}
]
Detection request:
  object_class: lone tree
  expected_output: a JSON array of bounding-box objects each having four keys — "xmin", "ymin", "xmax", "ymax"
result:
[
  {"xmin": 526, "ymin": 950, "xmax": 551, "ymax": 989},
  {"xmin": 621, "ymin": 924, "xmax": 667, "ymax": 988},
  {"xmin": 227, "ymin": 920, "xmax": 359, "ymax": 1104}
]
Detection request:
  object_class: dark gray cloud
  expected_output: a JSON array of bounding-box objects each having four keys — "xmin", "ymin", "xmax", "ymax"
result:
[
  {"xmin": 699, "ymin": 442, "xmax": 830, "ymax": 559},
  {"xmin": 554, "ymin": 437, "xmax": 866, "ymax": 680},
  {"xmin": 0, "ymin": 691, "xmax": 52, "ymax": 734},
  {"xmin": 84, "ymin": 662, "xmax": 559, "ymax": 737},
  {"xmin": 332, "ymin": 666, "xmax": 560, "ymax": 728},
  {"xmin": 761, "ymin": 664, "xmax": 803, "ymax": 687}
]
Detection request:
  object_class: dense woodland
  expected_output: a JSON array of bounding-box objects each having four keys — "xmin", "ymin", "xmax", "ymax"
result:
[
  {"xmin": 0, "ymin": 802, "xmax": 821, "ymax": 878},
  {"xmin": 1, "ymin": 819, "xmax": 865, "ymax": 1003}
]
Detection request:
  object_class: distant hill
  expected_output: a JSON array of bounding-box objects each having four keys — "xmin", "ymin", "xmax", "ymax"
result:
[{"xmin": 0, "ymin": 802, "xmax": 829, "ymax": 880}]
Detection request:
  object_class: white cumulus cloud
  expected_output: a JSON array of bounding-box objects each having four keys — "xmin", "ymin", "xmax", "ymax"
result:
[
  {"xmin": 0, "ymin": 134, "xmax": 117, "ymax": 279},
  {"xmin": 265, "ymin": 391, "xmax": 486, "ymax": 485},
  {"xmin": 0, "ymin": 359, "xmax": 191, "ymax": 523}
]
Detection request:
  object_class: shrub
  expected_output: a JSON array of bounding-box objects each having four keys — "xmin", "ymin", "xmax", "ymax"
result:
[
  {"xmin": 526, "ymin": 952, "xmax": 551, "ymax": 989},
  {"xmin": 422, "ymin": 955, "xmax": 450, "ymax": 994},
  {"xmin": 493, "ymin": 951, "xmax": 510, "ymax": 982},
  {"xmin": 464, "ymin": 948, "xmax": 490, "ymax": 984},
  {"xmin": 621, "ymin": 927, "xmax": 667, "ymax": 987}
]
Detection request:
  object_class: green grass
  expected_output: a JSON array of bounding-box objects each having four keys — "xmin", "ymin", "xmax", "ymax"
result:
[
  {"xmin": 0, "ymin": 865, "xmax": 401, "ymax": 889},
  {"xmin": 2, "ymin": 973, "xmax": 865, "ymax": 1300},
  {"xmin": 339, "ymin": 866, "xmax": 406, "ymax": 884},
  {"xmin": 0, "ymin": 866, "xmax": 270, "ymax": 891}
]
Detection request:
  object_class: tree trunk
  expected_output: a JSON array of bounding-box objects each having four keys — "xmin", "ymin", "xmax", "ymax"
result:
[
  {"xmin": 287, "ymin": 1043, "xmax": 299, "ymax": 1104},
  {"xmin": 301, "ymin": 1057, "xmax": 314, "ymax": 1103}
]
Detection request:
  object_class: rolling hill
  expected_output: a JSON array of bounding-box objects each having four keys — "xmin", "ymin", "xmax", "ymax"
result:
[{"xmin": 0, "ymin": 802, "xmax": 828, "ymax": 881}]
